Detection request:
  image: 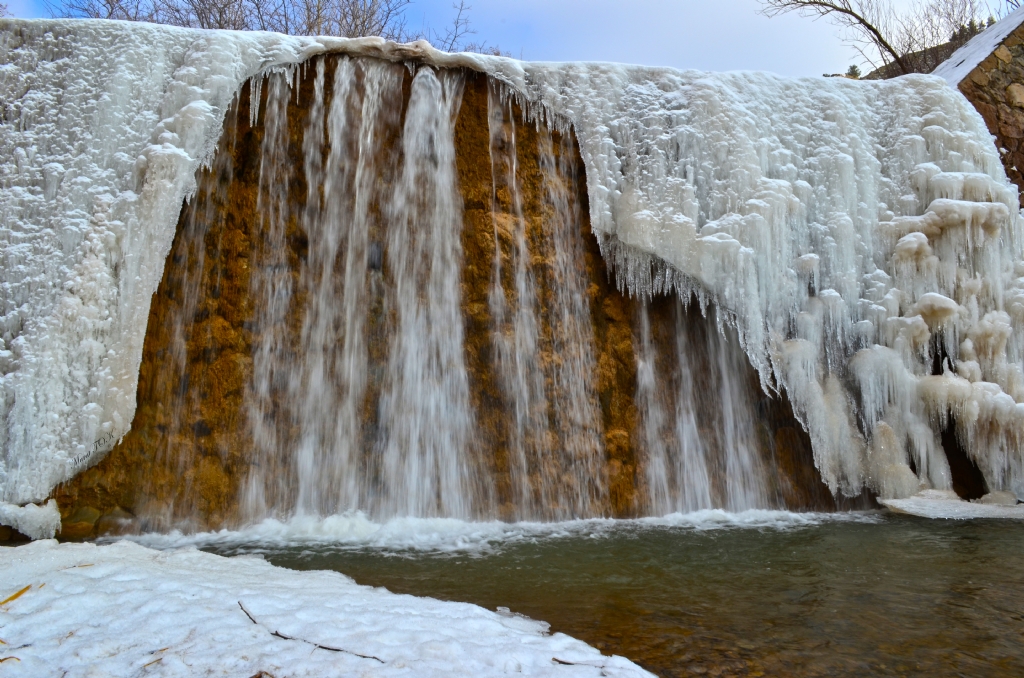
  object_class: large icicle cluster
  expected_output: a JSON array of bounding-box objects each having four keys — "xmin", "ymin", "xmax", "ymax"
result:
[
  {"xmin": 0, "ymin": 20, "xmax": 330, "ymax": 534},
  {"xmin": 512, "ymin": 67, "xmax": 1024, "ymax": 501},
  {"xmin": 2, "ymin": 19, "xmax": 1023, "ymax": 537}
]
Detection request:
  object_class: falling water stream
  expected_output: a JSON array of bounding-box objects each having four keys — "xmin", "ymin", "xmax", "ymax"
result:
[
  {"xmin": 487, "ymin": 84, "xmax": 607, "ymax": 520},
  {"xmin": 238, "ymin": 61, "xmax": 485, "ymax": 520},
  {"xmin": 139, "ymin": 55, "xmax": 789, "ymax": 527}
]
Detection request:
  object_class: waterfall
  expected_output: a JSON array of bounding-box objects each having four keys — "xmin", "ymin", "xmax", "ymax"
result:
[
  {"xmin": 121, "ymin": 55, "xmax": 789, "ymax": 529},
  {"xmin": 486, "ymin": 84, "xmax": 607, "ymax": 520},
  {"xmin": 536, "ymin": 117, "xmax": 607, "ymax": 519},
  {"xmin": 10, "ymin": 21, "xmax": 1024, "ymax": 540},
  {"xmin": 637, "ymin": 303, "xmax": 713, "ymax": 514},
  {"xmin": 244, "ymin": 70, "xmax": 298, "ymax": 519},
  {"xmin": 235, "ymin": 59, "xmax": 483, "ymax": 520},
  {"xmin": 486, "ymin": 82, "xmax": 554, "ymax": 518},
  {"xmin": 375, "ymin": 67, "xmax": 477, "ymax": 518}
]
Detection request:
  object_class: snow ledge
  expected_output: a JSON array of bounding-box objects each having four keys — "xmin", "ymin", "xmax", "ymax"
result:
[{"xmin": 0, "ymin": 539, "xmax": 652, "ymax": 677}]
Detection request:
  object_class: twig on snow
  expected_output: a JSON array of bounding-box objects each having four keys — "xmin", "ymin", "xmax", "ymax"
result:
[
  {"xmin": 553, "ymin": 657, "xmax": 608, "ymax": 668},
  {"xmin": 237, "ymin": 602, "xmax": 384, "ymax": 663}
]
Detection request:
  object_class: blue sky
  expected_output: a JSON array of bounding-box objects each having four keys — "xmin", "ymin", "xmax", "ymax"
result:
[{"xmin": 4, "ymin": 0, "xmax": 926, "ymax": 77}]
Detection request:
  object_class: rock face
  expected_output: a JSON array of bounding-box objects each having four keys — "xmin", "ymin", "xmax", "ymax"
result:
[
  {"xmin": 52, "ymin": 60, "xmax": 847, "ymax": 538},
  {"xmin": 949, "ymin": 18, "xmax": 1024, "ymax": 205}
]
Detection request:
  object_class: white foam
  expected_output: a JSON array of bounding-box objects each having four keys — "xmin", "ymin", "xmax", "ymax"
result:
[{"xmin": 122, "ymin": 510, "xmax": 881, "ymax": 555}]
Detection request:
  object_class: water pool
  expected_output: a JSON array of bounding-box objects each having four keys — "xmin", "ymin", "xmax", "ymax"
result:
[{"xmin": 186, "ymin": 512, "xmax": 1024, "ymax": 677}]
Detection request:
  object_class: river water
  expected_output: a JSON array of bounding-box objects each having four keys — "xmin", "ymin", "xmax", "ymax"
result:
[{"xmin": 190, "ymin": 512, "xmax": 1024, "ymax": 677}]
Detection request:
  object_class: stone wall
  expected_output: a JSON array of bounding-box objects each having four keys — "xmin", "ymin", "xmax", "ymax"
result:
[{"xmin": 957, "ymin": 25, "xmax": 1024, "ymax": 206}]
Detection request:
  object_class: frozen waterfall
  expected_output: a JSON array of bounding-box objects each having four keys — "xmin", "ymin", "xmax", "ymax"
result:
[{"xmin": 2, "ymin": 19, "xmax": 1024, "ymax": 536}]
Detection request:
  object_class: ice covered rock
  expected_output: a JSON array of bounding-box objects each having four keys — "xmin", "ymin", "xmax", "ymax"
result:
[
  {"xmin": 0, "ymin": 499, "xmax": 60, "ymax": 539},
  {"xmin": 3, "ymin": 17, "xmax": 1024, "ymax": 520}
]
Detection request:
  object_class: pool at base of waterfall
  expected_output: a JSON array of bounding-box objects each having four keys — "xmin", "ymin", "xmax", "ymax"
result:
[{"xmin": 135, "ymin": 511, "xmax": 1024, "ymax": 677}]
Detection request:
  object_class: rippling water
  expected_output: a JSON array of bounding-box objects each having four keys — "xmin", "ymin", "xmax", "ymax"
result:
[{"xmin": 185, "ymin": 513, "xmax": 1024, "ymax": 676}]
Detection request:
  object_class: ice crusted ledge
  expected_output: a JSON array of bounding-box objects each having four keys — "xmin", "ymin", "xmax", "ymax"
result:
[
  {"xmin": 519, "ymin": 67, "xmax": 1024, "ymax": 504},
  {"xmin": 0, "ymin": 540, "xmax": 650, "ymax": 676},
  {"xmin": 932, "ymin": 6, "xmax": 1024, "ymax": 87},
  {"xmin": 2, "ymin": 19, "xmax": 1024, "ymax": 523},
  {"xmin": 882, "ymin": 488, "xmax": 1024, "ymax": 519}
]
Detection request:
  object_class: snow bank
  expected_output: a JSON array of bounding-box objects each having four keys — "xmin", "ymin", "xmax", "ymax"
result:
[
  {"xmin": 0, "ymin": 539, "xmax": 650, "ymax": 676},
  {"xmin": 882, "ymin": 488, "xmax": 1024, "ymax": 519},
  {"xmin": 933, "ymin": 7, "xmax": 1024, "ymax": 86},
  {"xmin": 3, "ymin": 18, "xmax": 1024, "ymax": 524}
]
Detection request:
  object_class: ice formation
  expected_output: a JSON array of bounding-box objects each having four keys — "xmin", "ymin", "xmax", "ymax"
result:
[
  {"xmin": 0, "ymin": 19, "xmax": 328, "ymax": 534},
  {"xmin": 155, "ymin": 56, "xmax": 786, "ymax": 525},
  {"xmin": 0, "ymin": 539, "xmax": 652, "ymax": 676},
  {"xmin": 3, "ymin": 17, "xmax": 1024, "ymax": 536},
  {"xmin": 882, "ymin": 488, "xmax": 1024, "ymax": 519}
]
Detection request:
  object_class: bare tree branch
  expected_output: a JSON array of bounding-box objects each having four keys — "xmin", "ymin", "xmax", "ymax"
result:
[
  {"xmin": 49, "ymin": 0, "xmax": 156, "ymax": 21},
  {"xmin": 760, "ymin": 0, "xmax": 911, "ymax": 73},
  {"xmin": 50, "ymin": 0, "xmax": 417, "ymax": 39},
  {"xmin": 432, "ymin": 1, "xmax": 474, "ymax": 52},
  {"xmin": 760, "ymin": 0, "xmax": 998, "ymax": 77}
]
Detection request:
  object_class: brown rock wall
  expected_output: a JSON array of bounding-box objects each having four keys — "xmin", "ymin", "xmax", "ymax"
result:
[{"xmin": 958, "ymin": 24, "xmax": 1024, "ymax": 205}]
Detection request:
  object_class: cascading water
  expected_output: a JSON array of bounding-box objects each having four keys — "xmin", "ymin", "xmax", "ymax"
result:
[
  {"xmin": 93, "ymin": 55, "xmax": 796, "ymax": 531},
  {"xmin": 486, "ymin": 84, "xmax": 607, "ymax": 520},
  {"xmin": 375, "ymin": 67, "xmax": 477, "ymax": 519},
  {"xmin": 638, "ymin": 300, "xmax": 775, "ymax": 514},
  {"xmin": 637, "ymin": 302, "xmax": 714, "ymax": 514},
  {"xmin": 239, "ymin": 59, "xmax": 483, "ymax": 521},
  {"xmin": 245, "ymin": 70, "xmax": 298, "ymax": 519}
]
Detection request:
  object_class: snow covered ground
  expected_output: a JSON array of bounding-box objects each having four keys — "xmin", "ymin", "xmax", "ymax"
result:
[{"xmin": 0, "ymin": 539, "xmax": 652, "ymax": 677}]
